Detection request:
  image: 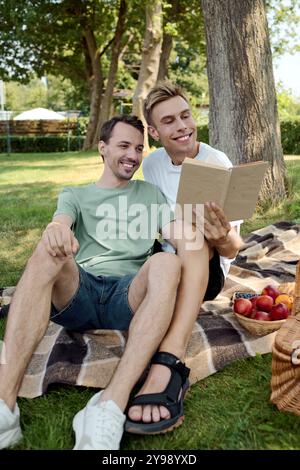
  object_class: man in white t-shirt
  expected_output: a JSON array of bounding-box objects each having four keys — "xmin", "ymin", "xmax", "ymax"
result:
[{"xmin": 126, "ymin": 81, "xmax": 243, "ymax": 433}]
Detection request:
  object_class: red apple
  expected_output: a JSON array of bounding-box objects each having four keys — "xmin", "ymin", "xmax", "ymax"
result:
[
  {"xmin": 270, "ymin": 302, "xmax": 289, "ymax": 321},
  {"xmin": 234, "ymin": 298, "xmax": 253, "ymax": 316},
  {"xmin": 254, "ymin": 310, "xmax": 271, "ymax": 321},
  {"xmin": 255, "ymin": 295, "xmax": 274, "ymax": 312},
  {"xmin": 261, "ymin": 284, "xmax": 281, "ymax": 301},
  {"xmin": 249, "ymin": 308, "xmax": 257, "ymax": 319},
  {"xmin": 250, "ymin": 296, "xmax": 258, "ymax": 309}
]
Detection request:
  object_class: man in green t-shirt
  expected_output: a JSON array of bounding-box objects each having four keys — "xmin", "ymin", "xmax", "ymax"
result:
[{"xmin": 0, "ymin": 115, "xmax": 200, "ymax": 451}]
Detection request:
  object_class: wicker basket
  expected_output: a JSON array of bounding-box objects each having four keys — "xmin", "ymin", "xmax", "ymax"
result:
[
  {"xmin": 270, "ymin": 260, "xmax": 300, "ymax": 416},
  {"xmin": 232, "ymin": 292, "xmax": 286, "ymax": 336},
  {"xmin": 234, "ymin": 311, "xmax": 286, "ymax": 336}
]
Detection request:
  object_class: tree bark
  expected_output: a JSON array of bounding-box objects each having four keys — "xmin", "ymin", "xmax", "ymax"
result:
[
  {"xmin": 157, "ymin": 32, "xmax": 173, "ymax": 82},
  {"xmin": 92, "ymin": 0, "xmax": 127, "ymax": 147},
  {"xmin": 132, "ymin": 0, "xmax": 163, "ymax": 150},
  {"xmin": 201, "ymin": 0, "xmax": 285, "ymax": 203},
  {"xmin": 82, "ymin": 26, "xmax": 104, "ymax": 150}
]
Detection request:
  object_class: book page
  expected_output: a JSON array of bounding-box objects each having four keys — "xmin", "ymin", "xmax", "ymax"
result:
[
  {"xmin": 224, "ymin": 161, "xmax": 268, "ymax": 220},
  {"xmin": 176, "ymin": 159, "xmax": 231, "ymax": 222}
]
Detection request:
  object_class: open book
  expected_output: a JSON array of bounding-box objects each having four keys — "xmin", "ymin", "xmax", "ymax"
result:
[{"xmin": 176, "ymin": 158, "xmax": 268, "ymax": 221}]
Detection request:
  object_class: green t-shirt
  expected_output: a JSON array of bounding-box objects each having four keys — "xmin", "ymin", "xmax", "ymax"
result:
[{"xmin": 53, "ymin": 180, "xmax": 174, "ymax": 277}]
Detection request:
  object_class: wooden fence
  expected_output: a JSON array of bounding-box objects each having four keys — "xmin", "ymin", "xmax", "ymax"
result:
[{"xmin": 0, "ymin": 120, "xmax": 78, "ymax": 136}]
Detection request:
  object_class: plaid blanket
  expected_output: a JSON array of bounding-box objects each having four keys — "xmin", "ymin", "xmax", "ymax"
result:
[{"xmin": 0, "ymin": 221, "xmax": 299, "ymax": 399}]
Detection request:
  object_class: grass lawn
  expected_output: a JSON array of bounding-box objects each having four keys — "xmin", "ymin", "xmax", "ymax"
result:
[{"xmin": 0, "ymin": 151, "xmax": 300, "ymax": 450}]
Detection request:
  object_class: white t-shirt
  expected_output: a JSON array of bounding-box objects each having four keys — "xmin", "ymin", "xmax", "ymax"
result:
[{"xmin": 142, "ymin": 142, "xmax": 242, "ymax": 278}]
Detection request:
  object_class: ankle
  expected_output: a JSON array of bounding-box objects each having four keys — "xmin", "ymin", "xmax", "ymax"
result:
[
  {"xmin": 158, "ymin": 346, "xmax": 186, "ymax": 363},
  {"xmin": 99, "ymin": 389, "xmax": 128, "ymax": 413},
  {"xmin": 0, "ymin": 396, "xmax": 17, "ymax": 412},
  {"xmin": 0, "ymin": 378, "xmax": 19, "ymax": 411}
]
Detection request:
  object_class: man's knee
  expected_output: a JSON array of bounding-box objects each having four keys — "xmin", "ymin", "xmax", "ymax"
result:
[
  {"xmin": 148, "ymin": 253, "xmax": 181, "ymax": 285},
  {"xmin": 27, "ymin": 241, "xmax": 68, "ymax": 283}
]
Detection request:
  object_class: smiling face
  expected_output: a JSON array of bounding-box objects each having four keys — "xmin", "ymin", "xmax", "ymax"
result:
[
  {"xmin": 148, "ymin": 96, "xmax": 198, "ymax": 163},
  {"xmin": 98, "ymin": 122, "xmax": 144, "ymax": 182}
]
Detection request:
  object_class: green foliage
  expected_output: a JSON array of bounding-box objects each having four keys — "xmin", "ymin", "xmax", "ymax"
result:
[
  {"xmin": 1, "ymin": 0, "xmax": 299, "ymax": 128},
  {"xmin": 6, "ymin": 79, "xmax": 47, "ymax": 112},
  {"xmin": 0, "ymin": 136, "xmax": 84, "ymax": 153},
  {"xmin": 169, "ymin": 40, "xmax": 208, "ymax": 109},
  {"xmin": 5, "ymin": 76, "xmax": 86, "ymax": 113},
  {"xmin": 0, "ymin": 0, "xmax": 119, "ymax": 108},
  {"xmin": 76, "ymin": 117, "xmax": 89, "ymax": 136},
  {"xmin": 266, "ymin": 0, "xmax": 300, "ymax": 56},
  {"xmin": 197, "ymin": 124, "xmax": 209, "ymax": 143},
  {"xmin": 280, "ymin": 119, "xmax": 300, "ymax": 154},
  {"xmin": 276, "ymin": 84, "xmax": 300, "ymax": 120},
  {"xmin": 161, "ymin": 1, "xmax": 208, "ymax": 105}
]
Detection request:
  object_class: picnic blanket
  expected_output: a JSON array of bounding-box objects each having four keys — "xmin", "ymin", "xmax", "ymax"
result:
[{"xmin": 0, "ymin": 220, "xmax": 299, "ymax": 399}]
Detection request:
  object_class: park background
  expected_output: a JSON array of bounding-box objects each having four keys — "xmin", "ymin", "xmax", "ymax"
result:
[{"xmin": 0, "ymin": 0, "xmax": 300, "ymax": 450}]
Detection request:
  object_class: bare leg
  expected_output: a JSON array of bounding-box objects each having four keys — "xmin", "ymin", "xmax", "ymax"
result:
[
  {"xmin": 128, "ymin": 239, "xmax": 213, "ymax": 423},
  {"xmin": 99, "ymin": 253, "xmax": 181, "ymax": 411},
  {"xmin": 0, "ymin": 242, "xmax": 79, "ymax": 410}
]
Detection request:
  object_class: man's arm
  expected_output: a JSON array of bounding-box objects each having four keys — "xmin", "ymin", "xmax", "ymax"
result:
[
  {"xmin": 41, "ymin": 214, "xmax": 79, "ymax": 258},
  {"xmin": 161, "ymin": 204, "xmax": 243, "ymax": 259},
  {"xmin": 198, "ymin": 202, "xmax": 243, "ymax": 258},
  {"xmin": 209, "ymin": 226, "xmax": 243, "ymax": 258}
]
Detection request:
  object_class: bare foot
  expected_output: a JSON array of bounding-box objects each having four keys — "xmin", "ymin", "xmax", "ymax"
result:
[{"xmin": 128, "ymin": 363, "xmax": 175, "ymax": 423}]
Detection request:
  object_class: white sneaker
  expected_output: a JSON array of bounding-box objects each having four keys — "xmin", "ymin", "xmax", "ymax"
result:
[
  {"xmin": 0, "ymin": 399, "xmax": 23, "ymax": 449},
  {"xmin": 73, "ymin": 391, "xmax": 126, "ymax": 450}
]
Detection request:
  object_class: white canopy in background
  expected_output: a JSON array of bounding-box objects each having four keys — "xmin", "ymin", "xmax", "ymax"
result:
[{"xmin": 14, "ymin": 107, "xmax": 65, "ymax": 120}]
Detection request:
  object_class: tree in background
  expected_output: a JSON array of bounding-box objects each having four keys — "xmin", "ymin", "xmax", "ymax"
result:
[
  {"xmin": 201, "ymin": 0, "xmax": 286, "ymax": 204},
  {"xmin": 157, "ymin": 1, "xmax": 208, "ymax": 115},
  {"xmin": 0, "ymin": 0, "xmax": 129, "ymax": 149},
  {"xmin": 67, "ymin": 0, "xmax": 128, "ymax": 149},
  {"xmin": 0, "ymin": 0, "xmax": 299, "ymax": 161},
  {"xmin": 132, "ymin": 0, "xmax": 163, "ymax": 149},
  {"xmin": 91, "ymin": 0, "xmax": 127, "ymax": 147}
]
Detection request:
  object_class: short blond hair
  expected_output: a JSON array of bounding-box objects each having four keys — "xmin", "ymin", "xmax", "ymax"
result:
[{"xmin": 143, "ymin": 81, "xmax": 189, "ymax": 125}]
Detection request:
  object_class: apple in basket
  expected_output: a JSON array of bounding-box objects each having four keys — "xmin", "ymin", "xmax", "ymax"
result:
[
  {"xmin": 270, "ymin": 302, "xmax": 289, "ymax": 320},
  {"xmin": 250, "ymin": 296, "xmax": 258, "ymax": 309},
  {"xmin": 233, "ymin": 298, "xmax": 253, "ymax": 317},
  {"xmin": 255, "ymin": 295, "xmax": 274, "ymax": 312},
  {"xmin": 253, "ymin": 310, "xmax": 271, "ymax": 321},
  {"xmin": 261, "ymin": 284, "xmax": 281, "ymax": 301}
]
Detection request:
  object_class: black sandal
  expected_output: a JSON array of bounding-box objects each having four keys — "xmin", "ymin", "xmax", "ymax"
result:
[{"xmin": 125, "ymin": 351, "xmax": 190, "ymax": 435}]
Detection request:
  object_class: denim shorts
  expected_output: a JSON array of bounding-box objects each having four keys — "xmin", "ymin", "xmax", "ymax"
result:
[{"xmin": 50, "ymin": 266, "xmax": 135, "ymax": 333}]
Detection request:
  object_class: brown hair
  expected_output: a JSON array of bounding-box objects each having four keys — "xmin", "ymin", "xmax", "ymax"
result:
[
  {"xmin": 100, "ymin": 115, "xmax": 144, "ymax": 142},
  {"xmin": 143, "ymin": 81, "xmax": 189, "ymax": 125}
]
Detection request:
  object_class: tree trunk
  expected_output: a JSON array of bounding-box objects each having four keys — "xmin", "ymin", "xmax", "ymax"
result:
[
  {"xmin": 92, "ymin": 0, "xmax": 127, "ymax": 148},
  {"xmin": 132, "ymin": 0, "xmax": 163, "ymax": 150},
  {"xmin": 201, "ymin": 0, "xmax": 285, "ymax": 203},
  {"xmin": 83, "ymin": 27, "xmax": 104, "ymax": 150},
  {"xmin": 157, "ymin": 32, "xmax": 173, "ymax": 82}
]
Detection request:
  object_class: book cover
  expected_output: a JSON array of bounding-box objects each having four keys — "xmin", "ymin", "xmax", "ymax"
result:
[{"xmin": 176, "ymin": 158, "xmax": 268, "ymax": 221}]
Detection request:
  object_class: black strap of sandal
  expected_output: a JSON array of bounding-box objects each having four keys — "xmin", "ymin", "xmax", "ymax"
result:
[
  {"xmin": 151, "ymin": 351, "xmax": 190, "ymax": 383},
  {"xmin": 127, "ymin": 352, "xmax": 190, "ymax": 419}
]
